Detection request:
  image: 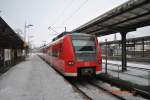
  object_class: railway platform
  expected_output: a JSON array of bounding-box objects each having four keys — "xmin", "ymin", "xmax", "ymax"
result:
[
  {"xmin": 101, "ymin": 60, "xmax": 150, "ymax": 98},
  {"xmin": 102, "ymin": 60, "xmax": 150, "ymax": 86},
  {"xmin": 0, "ymin": 55, "xmax": 84, "ymax": 100}
]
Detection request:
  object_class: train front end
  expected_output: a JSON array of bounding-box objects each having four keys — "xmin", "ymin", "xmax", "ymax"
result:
[{"xmin": 64, "ymin": 33, "xmax": 102, "ymax": 77}]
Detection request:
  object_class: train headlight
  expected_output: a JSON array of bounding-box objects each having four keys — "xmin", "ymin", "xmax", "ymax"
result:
[
  {"xmin": 98, "ymin": 59, "xmax": 102, "ymax": 64},
  {"xmin": 68, "ymin": 61, "xmax": 74, "ymax": 66}
]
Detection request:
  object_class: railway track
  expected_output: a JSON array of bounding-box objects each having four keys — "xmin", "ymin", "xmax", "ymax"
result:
[
  {"xmin": 88, "ymin": 81, "xmax": 126, "ymax": 100},
  {"xmin": 101, "ymin": 62, "xmax": 150, "ymax": 99},
  {"xmin": 96, "ymin": 73, "xmax": 150, "ymax": 99},
  {"xmin": 68, "ymin": 79, "xmax": 124, "ymax": 100},
  {"xmin": 68, "ymin": 79, "xmax": 92, "ymax": 100},
  {"xmin": 67, "ymin": 78, "xmax": 146, "ymax": 100}
]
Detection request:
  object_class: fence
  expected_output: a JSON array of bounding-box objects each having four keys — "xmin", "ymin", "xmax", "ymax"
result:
[{"xmin": 102, "ymin": 62, "xmax": 150, "ymax": 86}]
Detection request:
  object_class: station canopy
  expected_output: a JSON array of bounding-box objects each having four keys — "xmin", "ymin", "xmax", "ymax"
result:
[
  {"xmin": 72, "ymin": 0, "xmax": 150, "ymax": 36},
  {"xmin": 0, "ymin": 17, "xmax": 27, "ymax": 49}
]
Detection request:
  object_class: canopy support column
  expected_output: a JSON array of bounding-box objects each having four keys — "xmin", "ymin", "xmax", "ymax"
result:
[{"xmin": 121, "ymin": 32, "xmax": 127, "ymax": 72}]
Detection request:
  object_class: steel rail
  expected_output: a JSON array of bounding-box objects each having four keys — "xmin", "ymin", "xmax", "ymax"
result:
[{"xmin": 88, "ymin": 81, "xmax": 126, "ymax": 100}]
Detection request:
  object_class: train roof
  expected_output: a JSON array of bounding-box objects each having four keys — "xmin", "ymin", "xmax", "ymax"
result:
[{"xmin": 52, "ymin": 32, "xmax": 94, "ymax": 41}]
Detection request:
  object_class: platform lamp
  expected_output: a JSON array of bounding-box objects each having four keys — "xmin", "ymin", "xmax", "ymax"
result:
[
  {"xmin": 28, "ymin": 35, "xmax": 34, "ymax": 48},
  {"xmin": 24, "ymin": 22, "xmax": 34, "ymax": 42},
  {"xmin": 24, "ymin": 22, "xmax": 33, "ymax": 56}
]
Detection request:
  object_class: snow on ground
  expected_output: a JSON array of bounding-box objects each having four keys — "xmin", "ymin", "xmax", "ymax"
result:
[
  {"xmin": 0, "ymin": 55, "xmax": 84, "ymax": 100},
  {"xmin": 102, "ymin": 60, "xmax": 150, "ymax": 86},
  {"xmin": 104, "ymin": 64, "xmax": 149, "ymax": 79},
  {"xmin": 102, "ymin": 59, "xmax": 150, "ymax": 69}
]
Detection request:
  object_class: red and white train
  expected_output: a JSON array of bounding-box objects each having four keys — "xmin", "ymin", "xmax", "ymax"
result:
[{"xmin": 42, "ymin": 32, "xmax": 102, "ymax": 77}]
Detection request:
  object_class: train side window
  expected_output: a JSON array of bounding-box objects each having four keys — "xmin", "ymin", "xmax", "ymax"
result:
[
  {"xmin": 52, "ymin": 50, "xmax": 59, "ymax": 57},
  {"xmin": 60, "ymin": 43, "xmax": 63, "ymax": 52},
  {"xmin": 49, "ymin": 48, "xmax": 52, "ymax": 56},
  {"xmin": 47, "ymin": 47, "xmax": 52, "ymax": 56}
]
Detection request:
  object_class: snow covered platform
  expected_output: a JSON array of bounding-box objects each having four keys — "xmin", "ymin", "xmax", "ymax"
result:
[
  {"xmin": 103, "ymin": 59, "xmax": 150, "ymax": 69},
  {"xmin": 101, "ymin": 59, "xmax": 150, "ymax": 97},
  {"xmin": 102, "ymin": 59, "xmax": 150, "ymax": 86},
  {"xmin": 0, "ymin": 55, "xmax": 84, "ymax": 100}
]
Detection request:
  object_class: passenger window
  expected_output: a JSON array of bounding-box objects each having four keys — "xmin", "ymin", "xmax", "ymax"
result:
[
  {"xmin": 52, "ymin": 50, "xmax": 59, "ymax": 57},
  {"xmin": 60, "ymin": 44, "xmax": 63, "ymax": 52}
]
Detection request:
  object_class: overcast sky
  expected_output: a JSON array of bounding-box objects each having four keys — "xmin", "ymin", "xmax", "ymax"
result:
[{"xmin": 0, "ymin": 0, "xmax": 150, "ymax": 47}]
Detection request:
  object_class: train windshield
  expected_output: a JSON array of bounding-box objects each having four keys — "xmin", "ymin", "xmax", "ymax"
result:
[{"xmin": 72, "ymin": 35, "xmax": 96, "ymax": 61}]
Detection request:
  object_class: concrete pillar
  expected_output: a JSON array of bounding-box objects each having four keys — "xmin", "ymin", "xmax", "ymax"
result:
[
  {"xmin": 105, "ymin": 39, "xmax": 108, "ymax": 74},
  {"xmin": 142, "ymin": 39, "xmax": 145, "ymax": 57},
  {"xmin": 133, "ymin": 41, "xmax": 135, "ymax": 56},
  {"xmin": 121, "ymin": 32, "xmax": 127, "ymax": 72}
]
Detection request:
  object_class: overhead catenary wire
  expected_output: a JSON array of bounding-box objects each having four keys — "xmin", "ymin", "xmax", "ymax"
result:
[
  {"xmin": 52, "ymin": 0, "xmax": 75, "ymax": 26},
  {"xmin": 61, "ymin": 0, "xmax": 89, "ymax": 26},
  {"xmin": 49, "ymin": 0, "xmax": 88, "ymax": 35},
  {"xmin": 48, "ymin": 26, "xmax": 59, "ymax": 34}
]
